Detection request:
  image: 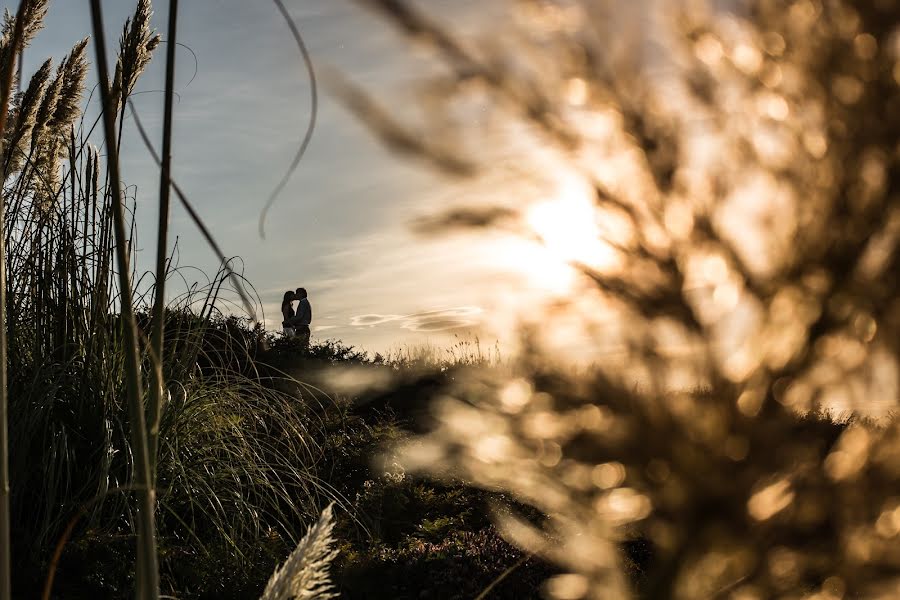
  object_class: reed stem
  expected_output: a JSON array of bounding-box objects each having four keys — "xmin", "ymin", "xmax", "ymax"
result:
[
  {"xmin": 0, "ymin": 3, "xmax": 29, "ymax": 596},
  {"xmin": 87, "ymin": 2, "xmax": 159, "ymax": 598},
  {"xmin": 148, "ymin": 0, "xmax": 179, "ymax": 482}
]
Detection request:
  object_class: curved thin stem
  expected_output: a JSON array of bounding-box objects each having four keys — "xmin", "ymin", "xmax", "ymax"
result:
[{"xmin": 257, "ymin": 0, "xmax": 318, "ymax": 238}]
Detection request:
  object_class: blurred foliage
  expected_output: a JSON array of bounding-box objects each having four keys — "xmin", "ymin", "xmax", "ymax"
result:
[
  {"xmin": 324, "ymin": 393, "xmax": 557, "ymax": 599},
  {"xmin": 346, "ymin": 0, "xmax": 900, "ymax": 598}
]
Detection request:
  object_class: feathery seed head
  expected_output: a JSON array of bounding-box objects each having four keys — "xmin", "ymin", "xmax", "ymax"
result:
[
  {"xmin": 24, "ymin": 35, "xmax": 88, "ymax": 213},
  {"xmin": 260, "ymin": 503, "xmax": 338, "ymax": 600},
  {"xmin": 52, "ymin": 38, "xmax": 89, "ymax": 136},
  {"xmin": 0, "ymin": 0, "xmax": 49, "ymax": 98},
  {"xmin": 32, "ymin": 133, "xmax": 60, "ymax": 211},
  {"xmin": 3, "ymin": 56, "xmax": 51, "ymax": 173},
  {"xmin": 18, "ymin": 57, "xmax": 52, "ymax": 126},
  {"xmin": 1, "ymin": 0, "xmax": 49, "ymax": 50},
  {"xmin": 32, "ymin": 66, "xmax": 62, "ymax": 144},
  {"xmin": 115, "ymin": 0, "xmax": 161, "ymax": 105}
]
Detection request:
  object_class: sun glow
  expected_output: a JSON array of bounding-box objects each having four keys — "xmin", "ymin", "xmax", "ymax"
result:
[
  {"xmin": 481, "ymin": 173, "xmax": 627, "ymax": 303},
  {"xmin": 491, "ymin": 237, "xmax": 579, "ymax": 294},
  {"xmin": 486, "ymin": 175, "xmax": 624, "ymax": 297},
  {"xmin": 524, "ymin": 175, "xmax": 623, "ymax": 286}
]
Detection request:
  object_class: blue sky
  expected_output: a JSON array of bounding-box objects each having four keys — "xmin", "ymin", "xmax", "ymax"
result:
[{"xmin": 9, "ymin": 0, "xmax": 589, "ymax": 355}]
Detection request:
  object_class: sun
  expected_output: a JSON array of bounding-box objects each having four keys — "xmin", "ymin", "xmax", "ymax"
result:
[
  {"xmin": 483, "ymin": 174, "xmax": 624, "ymax": 296},
  {"xmin": 524, "ymin": 175, "xmax": 622, "ymax": 282}
]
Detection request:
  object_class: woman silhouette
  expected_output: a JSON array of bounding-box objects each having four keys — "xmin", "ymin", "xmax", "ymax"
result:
[{"xmin": 281, "ymin": 291, "xmax": 296, "ymax": 337}]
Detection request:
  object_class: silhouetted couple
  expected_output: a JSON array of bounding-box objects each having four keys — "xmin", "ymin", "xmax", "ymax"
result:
[{"xmin": 281, "ymin": 287, "xmax": 312, "ymax": 348}]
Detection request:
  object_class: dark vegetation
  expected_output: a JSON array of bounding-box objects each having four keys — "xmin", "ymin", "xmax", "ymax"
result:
[{"xmin": 21, "ymin": 320, "xmax": 555, "ymax": 599}]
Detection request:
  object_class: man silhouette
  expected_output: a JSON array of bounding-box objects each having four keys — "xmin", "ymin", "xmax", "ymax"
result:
[{"xmin": 293, "ymin": 287, "xmax": 312, "ymax": 349}]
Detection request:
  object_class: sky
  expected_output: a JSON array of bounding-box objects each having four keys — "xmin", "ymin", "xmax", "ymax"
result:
[
  {"xmin": 4, "ymin": 0, "xmax": 631, "ymax": 359},
  {"xmin": 12, "ymin": 1, "xmax": 892, "ymax": 415}
]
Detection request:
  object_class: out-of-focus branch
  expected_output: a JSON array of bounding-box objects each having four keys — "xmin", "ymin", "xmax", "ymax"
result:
[{"xmin": 324, "ymin": 69, "xmax": 476, "ymax": 176}]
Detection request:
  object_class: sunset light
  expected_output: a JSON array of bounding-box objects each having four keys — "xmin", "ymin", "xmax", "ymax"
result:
[
  {"xmin": 525, "ymin": 175, "xmax": 623, "ymax": 281},
  {"xmin": 7, "ymin": 0, "xmax": 900, "ymax": 597}
]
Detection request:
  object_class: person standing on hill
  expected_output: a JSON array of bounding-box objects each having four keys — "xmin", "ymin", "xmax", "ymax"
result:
[
  {"xmin": 292, "ymin": 287, "xmax": 312, "ymax": 349},
  {"xmin": 281, "ymin": 290, "xmax": 297, "ymax": 337}
]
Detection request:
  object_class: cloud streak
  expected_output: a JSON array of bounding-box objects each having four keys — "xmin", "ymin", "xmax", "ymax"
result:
[{"xmin": 350, "ymin": 306, "xmax": 482, "ymax": 332}]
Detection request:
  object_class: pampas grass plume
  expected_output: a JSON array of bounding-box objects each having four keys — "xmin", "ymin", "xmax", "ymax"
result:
[{"xmin": 260, "ymin": 503, "xmax": 338, "ymax": 600}]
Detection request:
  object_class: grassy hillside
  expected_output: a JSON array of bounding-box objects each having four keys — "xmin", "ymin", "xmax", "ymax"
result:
[{"xmin": 22, "ymin": 321, "xmax": 552, "ymax": 599}]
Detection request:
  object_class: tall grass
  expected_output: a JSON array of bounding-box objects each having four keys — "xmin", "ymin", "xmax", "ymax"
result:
[
  {"xmin": 88, "ymin": 2, "xmax": 160, "ymax": 595},
  {"xmin": 379, "ymin": 337, "xmax": 502, "ymax": 371},
  {"xmin": 0, "ymin": 0, "xmax": 334, "ymax": 596},
  {"xmin": 0, "ymin": 7, "xmax": 25, "ymax": 596},
  {"xmin": 0, "ymin": 3, "xmax": 64, "ymax": 596}
]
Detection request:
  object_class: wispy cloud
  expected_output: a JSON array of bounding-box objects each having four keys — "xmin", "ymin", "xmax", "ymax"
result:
[{"xmin": 350, "ymin": 306, "xmax": 482, "ymax": 332}]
